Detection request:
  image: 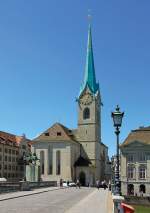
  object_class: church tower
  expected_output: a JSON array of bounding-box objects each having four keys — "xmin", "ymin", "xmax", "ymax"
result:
[{"xmin": 77, "ymin": 24, "xmax": 102, "ymax": 181}]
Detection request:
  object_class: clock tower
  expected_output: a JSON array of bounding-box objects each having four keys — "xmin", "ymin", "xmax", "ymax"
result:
[{"xmin": 76, "ymin": 24, "xmax": 102, "ymax": 181}]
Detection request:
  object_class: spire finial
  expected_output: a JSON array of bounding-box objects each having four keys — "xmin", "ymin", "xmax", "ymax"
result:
[{"xmin": 88, "ymin": 9, "xmax": 92, "ymax": 25}]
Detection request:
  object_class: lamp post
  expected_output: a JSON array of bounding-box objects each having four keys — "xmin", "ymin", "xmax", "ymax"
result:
[{"xmin": 111, "ymin": 105, "xmax": 124, "ymax": 195}]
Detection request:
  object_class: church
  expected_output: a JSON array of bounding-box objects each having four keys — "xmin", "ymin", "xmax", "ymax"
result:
[{"xmin": 31, "ymin": 25, "xmax": 110, "ymax": 186}]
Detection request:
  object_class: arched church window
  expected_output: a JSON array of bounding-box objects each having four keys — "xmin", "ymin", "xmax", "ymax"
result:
[
  {"xmin": 40, "ymin": 151, "xmax": 44, "ymax": 175},
  {"xmin": 83, "ymin": 107, "xmax": 90, "ymax": 119},
  {"xmin": 56, "ymin": 150, "xmax": 61, "ymax": 175}
]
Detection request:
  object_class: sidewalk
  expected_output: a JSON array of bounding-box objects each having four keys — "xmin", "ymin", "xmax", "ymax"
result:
[
  {"xmin": 0, "ymin": 186, "xmax": 65, "ymax": 201},
  {"xmin": 65, "ymin": 189, "xmax": 112, "ymax": 213}
]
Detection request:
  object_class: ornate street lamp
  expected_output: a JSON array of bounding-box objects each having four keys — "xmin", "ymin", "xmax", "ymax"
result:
[{"xmin": 111, "ymin": 105, "xmax": 124, "ymax": 195}]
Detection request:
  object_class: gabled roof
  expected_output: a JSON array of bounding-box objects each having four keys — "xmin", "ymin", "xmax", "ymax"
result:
[
  {"xmin": 74, "ymin": 156, "xmax": 91, "ymax": 167},
  {"xmin": 33, "ymin": 123, "xmax": 79, "ymax": 144},
  {"xmin": 120, "ymin": 126, "xmax": 150, "ymax": 147}
]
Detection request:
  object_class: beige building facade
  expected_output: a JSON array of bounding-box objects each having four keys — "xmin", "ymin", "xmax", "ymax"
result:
[
  {"xmin": 0, "ymin": 131, "xmax": 31, "ymax": 181},
  {"xmin": 120, "ymin": 126, "xmax": 150, "ymax": 196},
  {"xmin": 31, "ymin": 25, "xmax": 109, "ymax": 186}
]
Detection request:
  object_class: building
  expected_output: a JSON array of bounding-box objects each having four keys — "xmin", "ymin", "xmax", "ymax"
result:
[
  {"xmin": 31, "ymin": 25, "xmax": 109, "ymax": 186},
  {"xmin": 0, "ymin": 131, "xmax": 31, "ymax": 181},
  {"xmin": 120, "ymin": 126, "xmax": 150, "ymax": 196}
]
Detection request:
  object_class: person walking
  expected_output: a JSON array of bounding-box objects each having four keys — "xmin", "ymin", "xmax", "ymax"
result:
[
  {"xmin": 96, "ymin": 180, "xmax": 100, "ymax": 190},
  {"xmin": 76, "ymin": 179, "xmax": 80, "ymax": 189},
  {"xmin": 60, "ymin": 178, "xmax": 63, "ymax": 187}
]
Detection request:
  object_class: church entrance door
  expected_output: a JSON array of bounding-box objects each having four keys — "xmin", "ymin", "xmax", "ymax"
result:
[{"xmin": 79, "ymin": 171, "xmax": 86, "ymax": 186}]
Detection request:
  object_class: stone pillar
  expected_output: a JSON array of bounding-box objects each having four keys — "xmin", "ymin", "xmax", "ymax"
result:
[
  {"xmin": 26, "ymin": 164, "xmax": 38, "ymax": 182},
  {"xmin": 35, "ymin": 165, "xmax": 40, "ymax": 182},
  {"xmin": 26, "ymin": 165, "xmax": 32, "ymax": 181}
]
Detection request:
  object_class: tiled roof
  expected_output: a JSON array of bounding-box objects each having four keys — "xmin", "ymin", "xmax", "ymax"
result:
[
  {"xmin": 0, "ymin": 131, "xmax": 22, "ymax": 146},
  {"xmin": 33, "ymin": 123, "xmax": 79, "ymax": 144},
  {"xmin": 120, "ymin": 126, "xmax": 150, "ymax": 147},
  {"xmin": 0, "ymin": 131, "xmax": 31, "ymax": 147}
]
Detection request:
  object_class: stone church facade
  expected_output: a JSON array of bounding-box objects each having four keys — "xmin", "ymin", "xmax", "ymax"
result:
[{"xmin": 31, "ymin": 25, "xmax": 110, "ymax": 186}]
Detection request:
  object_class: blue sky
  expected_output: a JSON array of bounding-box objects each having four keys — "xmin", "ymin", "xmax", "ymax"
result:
[{"xmin": 0, "ymin": 0, "xmax": 150, "ymax": 157}]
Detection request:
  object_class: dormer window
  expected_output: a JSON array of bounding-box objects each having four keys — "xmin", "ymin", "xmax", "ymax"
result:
[
  {"xmin": 57, "ymin": 132, "xmax": 61, "ymax": 136},
  {"xmin": 45, "ymin": 133, "xmax": 49, "ymax": 136}
]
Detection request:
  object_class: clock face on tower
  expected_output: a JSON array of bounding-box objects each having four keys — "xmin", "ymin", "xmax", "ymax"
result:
[{"xmin": 80, "ymin": 93, "xmax": 93, "ymax": 105}]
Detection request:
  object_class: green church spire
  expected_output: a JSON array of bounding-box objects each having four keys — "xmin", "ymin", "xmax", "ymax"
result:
[{"xmin": 79, "ymin": 24, "xmax": 99, "ymax": 97}]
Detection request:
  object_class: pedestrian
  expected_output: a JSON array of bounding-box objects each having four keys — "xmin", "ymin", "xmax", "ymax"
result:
[
  {"xmin": 76, "ymin": 179, "xmax": 80, "ymax": 189},
  {"xmin": 108, "ymin": 181, "xmax": 111, "ymax": 191},
  {"xmin": 103, "ymin": 180, "xmax": 107, "ymax": 190},
  {"xmin": 96, "ymin": 180, "xmax": 100, "ymax": 190},
  {"xmin": 67, "ymin": 180, "xmax": 69, "ymax": 187},
  {"xmin": 60, "ymin": 178, "xmax": 63, "ymax": 187}
]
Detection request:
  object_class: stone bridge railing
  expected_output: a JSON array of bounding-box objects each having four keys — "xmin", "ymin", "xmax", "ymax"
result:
[{"xmin": 0, "ymin": 181, "xmax": 57, "ymax": 193}]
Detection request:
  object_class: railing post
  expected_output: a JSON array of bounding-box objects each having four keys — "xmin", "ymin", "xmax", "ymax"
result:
[{"xmin": 112, "ymin": 194, "xmax": 124, "ymax": 213}]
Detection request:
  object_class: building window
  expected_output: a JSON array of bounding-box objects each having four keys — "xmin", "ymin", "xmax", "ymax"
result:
[
  {"xmin": 5, "ymin": 156, "xmax": 7, "ymax": 161},
  {"xmin": 139, "ymin": 153, "xmax": 146, "ymax": 162},
  {"xmin": 139, "ymin": 184, "xmax": 146, "ymax": 194},
  {"xmin": 22, "ymin": 145, "xmax": 26, "ymax": 150},
  {"xmin": 57, "ymin": 132, "xmax": 61, "ymax": 136},
  {"xmin": 127, "ymin": 154, "xmax": 134, "ymax": 162},
  {"xmin": 20, "ymin": 166, "xmax": 24, "ymax": 171},
  {"xmin": 0, "ymin": 155, "xmax": 2, "ymax": 161},
  {"xmin": 56, "ymin": 150, "xmax": 61, "ymax": 175},
  {"xmin": 83, "ymin": 107, "xmax": 90, "ymax": 119},
  {"xmin": 40, "ymin": 151, "xmax": 44, "ymax": 175},
  {"xmin": 127, "ymin": 166, "xmax": 135, "ymax": 179},
  {"xmin": 0, "ymin": 164, "xmax": 2, "ymax": 170},
  {"xmin": 5, "ymin": 148, "xmax": 7, "ymax": 153},
  {"xmin": 139, "ymin": 166, "xmax": 146, "ymax": 179},
  {"xmin": 127, "ymin": 184, "xmax": 134, "ymax": 195}
]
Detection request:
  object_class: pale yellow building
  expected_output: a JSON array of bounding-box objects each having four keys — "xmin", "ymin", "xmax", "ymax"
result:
[{"xmin": 120, "ymin": 126, "xmax": 150, "ymax": 196}]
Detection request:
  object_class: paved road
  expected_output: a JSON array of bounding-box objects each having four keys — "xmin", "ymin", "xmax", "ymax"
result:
[{"xmin": 0, "ymin": 188, "xmax": 96, "ymax": 213}]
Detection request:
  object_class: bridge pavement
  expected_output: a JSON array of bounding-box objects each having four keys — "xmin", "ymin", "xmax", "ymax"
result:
[{"xmin": 0, "ymin": 187, "xmax": 112, "ymax": 213}]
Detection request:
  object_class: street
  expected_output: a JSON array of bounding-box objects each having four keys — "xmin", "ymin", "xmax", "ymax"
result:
[{"xmin": 0, "ymin": 187, "xmax": 110, "ymax": 213}]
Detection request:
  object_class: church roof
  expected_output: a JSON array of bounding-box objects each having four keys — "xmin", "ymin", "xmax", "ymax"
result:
[
  {"xmin": 33, "ymin": 123, "xmax": 79, "ymax": 144},
  {"xmin": 74, "ymin": 156, "xmax": 91, "ymax": 167},
  {"xmin": 120, "ymin": 126, "xmax": 150, "ymax": 147},
  {"xmin": 78, "ymin": 24, "xmax": 99, "ymax": 98}
]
